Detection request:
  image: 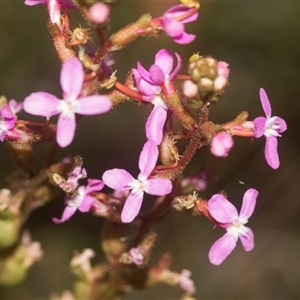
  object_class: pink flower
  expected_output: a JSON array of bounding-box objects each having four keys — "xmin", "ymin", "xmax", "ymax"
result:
[
  {"xmin": 132, "ymin": 49, "xmax": 181, "ymax": 145},
  {"xmin": 23, "ymin": 57, "xmax": 112, "ymax": 148},
  {"xmin": 102, "ymin": 140, "xmax": 172, "ymax": 223},
  {"xmin": 128, "ymin": 247, "xmax": 144, "ymax": 265},
  {"xmin": 24, "ymin": 0, "xmax": 77, "ymax": 24},
  {"xmin": 53, "ymin": 179, "xmax": 104, "ymax": 223},
  {"xmin": 177, "ymin": 269, "xmax": 195, "ymax": 295},
  {"xmin": 253, "ymin": 88, "xmax": 287, "ymax": 169},
  {"xmin": 0, "ymin": 105, "xmax": 16, "ymax": 141},
  {"xmin": 162, "ymin": 4, "xmax": 198, "ymax": 44},
  {"xmin": 132, "ymin": 49, "xmax": 181, "ymax": 96},
  {"xmin": 210, "ymin": 131, "xmax": 234, "ymax": 157},
  {"xmin": 208, "ymin": 188, "xmax": 258, "ymax": 265}
]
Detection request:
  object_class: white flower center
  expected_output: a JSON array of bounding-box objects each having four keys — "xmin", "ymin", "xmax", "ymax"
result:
[
  {"xmin": 129, "ymin": 175, "xmax": 148, "ymax": 196},
  {"xmin": 226, "ymin": 217, "xmax": 248, "ymax": 240},
  {"xmin": 265, "ymin": 116, "xmax": 281, "ymax": 138},
  {"xmin": 151, "ymin": 95, "xmax": 168, "ymax": 109},
  {"xmin": 58, "ymin": 97, "xmax": 79, "ymax": 117}
]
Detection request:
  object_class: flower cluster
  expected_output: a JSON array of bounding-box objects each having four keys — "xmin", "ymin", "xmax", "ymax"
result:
[{"xmin": 0, "ymin": 0, "xmax": 290, "ymax": 297}]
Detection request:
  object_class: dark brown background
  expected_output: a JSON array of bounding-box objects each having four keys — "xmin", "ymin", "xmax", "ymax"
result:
[{"xmin": 0, "ymin": 1, "xmax": 300, "ymax": 299}]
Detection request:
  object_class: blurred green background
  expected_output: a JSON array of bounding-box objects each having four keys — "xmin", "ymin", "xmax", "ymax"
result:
[{"xmin": 0, "ymin": 1, "xmax": 300, "ymax": 299}]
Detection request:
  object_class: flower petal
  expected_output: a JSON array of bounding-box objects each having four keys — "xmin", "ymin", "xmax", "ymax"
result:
[
  {"xmin": 76, "ymin": 95, "xmax": 112, "ymax": 115},
  {"xmin": 139, "ymin": 79, "xmax": 161, "ymax": 96},
  {"xmin": 277, "ymin": 116, "xmax": 287, "ymax": 133},
  {"xmin": 239, "ymin": 188, "xmax": 258, "ymax": 220},
  {"xmin": 1, "ymin": 105, "xmax": 16, "ymax": 129},
  {"xmin": 23, "ymin": 92, "xmax": 60, "ymax": 117},
  {"xmin": 162, "ymin": 17, "xmax": 184, "ymax": 38},
  {"xmin": 60, "ymin": 58, "xmax": 84, "ymax": 99},
  {"xmin": 169, "ymin": 52, "xmax": 182, "ymax": 79},
  {"xmin": 121, "ymin": 192, "xmax": 143, "ymax": 223},
  {"xmin": 78, "ymin": 195, "xmax": 96, "ymax": 213},
  {"xmin": 259, "ymin": 88, "xmax": 272, "ymax": 118},
  {"xmin": 173, "ymin": 32, "xmax": 196, "ymax": 45},
  {"xmin": 102, "ymin": 169, "xmax": 135, "ymax": 190},
  {"xmin": 149, "ymin": 64, "xmax": 165, "ymax": 85},
  {"xmin": 164, "ymin": 4, "xmax": 198, "ymax": 23},
  {"xmin": 146, "ymin": 105, "xmax": 167, "ymax": 145},
  {"xmin": 265, "ymin": 136, "xmax": 279, "ymax": 169},
  {"xmin": 138, "ymin": 140, "xmax": 158, "ymax": 177},
  {"xmin": 53, "ymin": 205, "xmax": 77, "ymax": 224},
  {"xmin": 253, "ymin": 116, "xmax": 266, "ymax": 138},
  {"xmin": 181, "ymin": 11, "xmax": 199, "ymax": 24},
  {"xmin": 48, "ymin": 0, "xmax": 61, "ymax": 24},
  {"xmin": 85, "ymin": 179, "xmax": 104, "ymax": 194},
  {"xmin": 145, "ymin": 178, "xmax": 172, "ymax": 196},
  {"xmin": 208, "ymin": 232, "xmax": 237, "ymax": 265},
  {"xmin": 133, "ymin": 67, "xmax": 157, "ymax": 96},
  {"xmin": 239, "ymin": 227, "xmax": 254, "ymax": 252},
  {"xmin": 154, "ymin": 49, "xmax": 173, "ymax": 76},
  {"xmin": 24, "ymin": 0, "xmax": 46, "ymax": 5},
  {"xmin": 208, "ymin": 194, "xmax": 238, "ymax": 224},
  {"xmin": 56, "ymin": 113, "xmax": 76, "ymax": 147},
  {"xmin": 137, "ymin": 62, "xmax": 152, "ymax": 83}
]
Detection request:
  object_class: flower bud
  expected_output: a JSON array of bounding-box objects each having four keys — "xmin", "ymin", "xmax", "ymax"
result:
[
  {"xmin": 182, "ymin": 80, "xmax": 198, "ymax": 98},
  {"xmin": 217, "ymin": 61, "xmax": 230, "ymax": 77},
  {"xmin": 188, "ymin": 56, "xmax": 217, "ymax": 83},
  {"xmin": 181, "ymin": 166, "xmax": 213, "ymax": 194},
  {"xmin": 188, "ymin": 56, "xmax": 230, "ymax": 101},
  {"xmin": 159, "ymin": 133, "xmax": 180, "ymax": 165},
  {"xmin": 0, "ymin": 212, "xmax": 21, "ymax": 250},
  {"xmin": 88, "ymin": 3, "xmax": 110, "ymax": 24},
  {"xmin": 210, "ymin": 131, "xmax": 233, "ymax": 157},
  {"xmin": 214, "ymin": 75, "xmax": 228, "ymax": 93},
  {"xmin": 0, "ymin": 231, "xmax": 42, "ymax": 286}
]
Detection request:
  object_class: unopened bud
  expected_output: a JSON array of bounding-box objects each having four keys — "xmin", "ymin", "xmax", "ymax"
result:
[
  {"xmin": 217, "ymin": 61, "xmax": 230, "ymax": 78},
  {"xmin": 214, "ymin": 75, "xmax": 228, "ymax": 93},
  {"xmin": 188, "ymin": 56, "xmax": 217, "ymax": 82},
  {"xmin": 88, "ymin": 3, "xmax": 110, "ymax": 24},
  {"xmin": 159, "ymin": 133, "xmax": 180, "ymax": 165},
  {"xmin": 182, "ymin": 80, "xmax": 198, "ymax": 98},
  {"xmin": 0, "ymin": 231, "xmax": 43, "ymax": 286},
  {"xmin": 210, "ymin": 131, "xmax": 233, "ymax": 157},
  {"xmin": 0, "ymin": 212, "xmax": 21, "ymax": 250}
]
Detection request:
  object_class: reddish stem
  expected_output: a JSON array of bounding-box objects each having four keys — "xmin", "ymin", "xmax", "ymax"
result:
[
  {"xmin": 17, "ymin": 119, "xmax": 49, "ymax": 127},
  {"xmin": 114, "ymin": 81, "xmax": 146, "ymax": 102},
  {"xmin": 175, "ymin": 74, "xmax": 191, "ymax": 80},
  {"xmin": 223, "ymin": 121, "xmax": 254, "ymax": 138}
]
